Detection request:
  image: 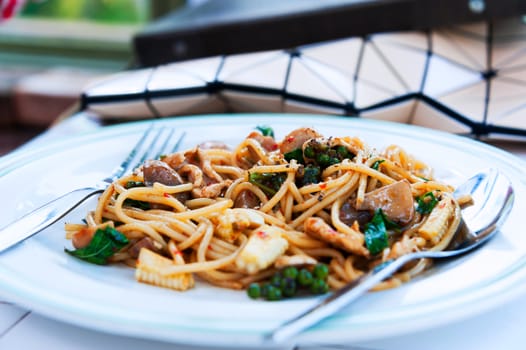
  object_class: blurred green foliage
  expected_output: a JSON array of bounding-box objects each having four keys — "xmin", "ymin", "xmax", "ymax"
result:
[{"xmin": 19, "ymin": 0, "xmax": 151, "ymax": 24}]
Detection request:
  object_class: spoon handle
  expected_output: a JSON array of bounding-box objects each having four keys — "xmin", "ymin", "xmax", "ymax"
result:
[{"xmin": 267, "ymin": 254, "xmax": 412, "ymax": 343}]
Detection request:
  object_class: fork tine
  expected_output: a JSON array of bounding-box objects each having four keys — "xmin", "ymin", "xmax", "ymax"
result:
[
  {"xmin": 133, "ymin": 127, "xmax": 186, "ymax": 168},
  {"xmin": 106, "ymin": 126, "xmax": 185, "ymax": 184},
  {"xmin": 171, "ymin": 131, "xmax": 186, "ymax": 153},
  {"xmin": 153, "ymin": 128, "xmax": 175, "ymax": 159},
  {"xmin": 106, "ymin": 123, "xmax": 154, "ymax": 181},
  {"xmin": 135, "ymin": 127, "xmax": 165, "ymax": 167}
]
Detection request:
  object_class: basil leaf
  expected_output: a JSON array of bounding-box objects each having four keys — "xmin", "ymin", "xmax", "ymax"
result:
[
  {"xmin": 364, "ymin": 209, "xmax": 389, "ymax": 255},
  {"xmin": 255, "ymin": 125, "xmax": 275, "ymax": 138},
  {"xmin": 416, "ymin": 192, "xmax": 438, "ymax": 214},
  {"xmin": 65, "ymin": 226, "xmax": 129, "ymax": 265}
]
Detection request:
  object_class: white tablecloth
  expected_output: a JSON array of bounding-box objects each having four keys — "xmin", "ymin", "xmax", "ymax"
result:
[{"xmin": 2, "ymin": 113, "xmax": 526, "ymax": 350}]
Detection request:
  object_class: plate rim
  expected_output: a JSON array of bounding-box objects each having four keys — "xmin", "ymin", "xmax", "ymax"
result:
[{"xmin": 1, "ymin": 113, "xmax": 526, "ymax": 346}]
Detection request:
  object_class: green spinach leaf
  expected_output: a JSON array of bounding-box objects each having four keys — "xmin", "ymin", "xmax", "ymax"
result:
[
  {"xmin": 371, "ymin": 159, "xmax": 385, "ymax": 171},
  {"xmin": 65, "ymin": 226, "xmax": 129, "ymax": 265},
  {"xmin": 416, "ymin": 192, "xmax": 439, "ymax": 214},
  {"xmin": 364, "ymin": 209, "xmax": 390, "ymax": 255},
  {"xmin": 255, "ymin": 125, "xmax": 275, "ymax": 138}
]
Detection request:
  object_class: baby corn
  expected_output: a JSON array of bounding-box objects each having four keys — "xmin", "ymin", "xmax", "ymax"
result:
[
  {"xmin": 418, "ymin": 194, "xmax": 455, "ymax": 244},
  {"xmin": 136, "ymin": 248, "xmax": 195, "ymax": 291}
]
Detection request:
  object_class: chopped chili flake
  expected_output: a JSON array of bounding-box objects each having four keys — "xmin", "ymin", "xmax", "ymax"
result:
[
  {"xmin": 271, "ymin": 144, "xmax": 278, "ymax": 150},
  {"xmin": 163, "ymin": 193, "xmax": 170, "ymax": 198},
  {"xmin": 256, "ymin": 230, "xmax": 268, "ymax": 238},
  {"xmin": 319, "ymin": 183, "xmax": 327, "ymax": 190},
  {"xmin": 287, "ymin": 136, "xmax": 295, "ymax": 142},
  {"xmin": 169, "ymin": 245, "xmax": 182, "ymax": 255}
]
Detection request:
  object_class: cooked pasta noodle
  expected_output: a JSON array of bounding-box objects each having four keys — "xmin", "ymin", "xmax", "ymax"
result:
[{"xmin": 65, "ymin": 127, "xmax": 465, "ymax": 294}]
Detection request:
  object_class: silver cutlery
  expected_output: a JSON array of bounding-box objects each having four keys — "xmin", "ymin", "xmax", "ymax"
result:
[
  {"xmin": 269, "ymin": 168, "xmax": 514, "ymax": 343},
  {"xmin": 0, "ymin": 125, "xmax": 185, "ymax": 253}
]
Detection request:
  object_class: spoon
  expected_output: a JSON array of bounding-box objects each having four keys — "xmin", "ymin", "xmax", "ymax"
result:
[{"xmin": 268, "ymin": 168, "xmax": 514, "ymax": 343}]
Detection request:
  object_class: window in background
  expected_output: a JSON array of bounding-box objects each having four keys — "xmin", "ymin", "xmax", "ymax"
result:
[
  {"xmin": 0, "ymin": 0, "xmax": 186, "ymax": 155},
  {"xmin": 0, "ymin": 0, "xmax": 186, "ymax": 70}
]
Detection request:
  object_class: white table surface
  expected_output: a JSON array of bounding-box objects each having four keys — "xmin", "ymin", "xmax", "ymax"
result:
[{"xmin": 2, "ymin": 112, "xmax": 526, "ymax": 350}]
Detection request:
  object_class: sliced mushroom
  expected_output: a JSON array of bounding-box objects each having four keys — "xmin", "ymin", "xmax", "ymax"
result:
[
  {"xmin": 142, "ymin": 159, "xmax": 184, "ymax": 187},
  {"xmin": 357, "ymin": 180, "xmax": 415, "ymax": 225},
  {"xmin": 142, "ymin": 159, "xmax": 189, "ymax": 202},
  {"xmin": 339, "ymin": 201, "xmax": 372, "ymax": 230}
]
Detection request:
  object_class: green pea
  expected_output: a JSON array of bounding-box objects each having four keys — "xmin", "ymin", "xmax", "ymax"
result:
[
  {"xmin": 280, "ymin": 277, "xmax": 297, "ymax": 297},
  {"xmin": 270, "ymin": 273, "xmax": 282, "ymax": 287},
  {"xmin": 310, "ymin": 278, "xmax": 329, "ymax": 295},
  {"xmin": 329, "ymin": 157, "xmax": 340, "ymax": 165},
  {"xmin": 282, "ymin": 266, "xmax": 299, "ymax": 280},
  {"xmin": 302, "ymin": 165, "xmax": 321, "ymax": 185},
  {"xmin": 335, "ymin": 145, "xmax": 351, "ymax": 159},
  {"xmin": 247, "ymin": 283, "xmax": 261, "ymax": 299},
  {"xmin": 304, "ymin": 146, "xmax": 315, "ymax": 159},
  {"xmin": 297, "ymin": 268, "xmax": 313, "ymax": 286},
  {"xmin": 313, "ymin": 263, "xmax": 329, "ymax": 280},
  {"xmin": 266, "ymin": 285, "xmax": 283, "ymax": 301},
  {"xmin": 261, "ymin": 283, "xmax": 272, "ymax": 298},
  {"xmin": 317, "ymin": 153, "xmax": 330, "ymax": 166}
]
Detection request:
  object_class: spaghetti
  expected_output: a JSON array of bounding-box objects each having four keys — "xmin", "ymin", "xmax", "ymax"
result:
[{"xmin": 65, "ymin": 126, "xmax": 466, "ymax": 294}]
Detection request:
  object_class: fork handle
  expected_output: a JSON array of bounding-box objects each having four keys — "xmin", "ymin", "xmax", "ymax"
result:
[
  {"xmin": 0, "ymin": 187, "xmax": 103, "ymax": 253},
  {"xmin": 268, "ymin": 254, "xmax": 413, "ymax": 343}
]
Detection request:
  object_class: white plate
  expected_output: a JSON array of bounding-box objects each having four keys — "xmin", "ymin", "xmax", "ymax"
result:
[{"xmin": 1, "ymin": 114, "xmax": 526, "ymax": 347}]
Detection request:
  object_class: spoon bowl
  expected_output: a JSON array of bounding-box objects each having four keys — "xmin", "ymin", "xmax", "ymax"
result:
[{"xmin": 268, "ymin": 168, "xmax": 514, "ymax": 343}]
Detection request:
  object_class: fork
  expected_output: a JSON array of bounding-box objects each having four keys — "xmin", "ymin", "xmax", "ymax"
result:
[{"xmin": 0, "ymin": 125, "xmax": 185, "ymax": 253}]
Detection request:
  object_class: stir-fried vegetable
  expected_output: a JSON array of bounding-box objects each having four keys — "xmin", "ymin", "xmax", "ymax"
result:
[
  {"xmin": 416, "ymin": 191, "xmax": 439, "ymax": 214},
  {"xmin": 255, "ymin": 125, "xmax": 275, "ymax": 138},
  {"xmin": 303, "ymin": 142, "xmax": 354, "ymax": 168},
  {"xmin": 247, "ymin": 263, "xmax": 330, "ymax": 301},
  {"xmin": 364, "ymin": 209, "xmax": 399, "ymax": 255},
  {"xmin": 123, "ymin": 181, "xmax": 151, "ymax": 209},
  {"xmin": 283, "ymin": 148, "xmax": 304, "ymax": 164},
  {"xmin": 125, "ymin": 180, "xmax": 145, "ymax": 189},
  {"xmin": 302, "ymin": 164, "xmax": 321, "ymax": 185},
  {"xmin": 371, "ymin": 159, "xmax": 385, "ymax": 171},
  {"xmin": 123, "ymin": 198, "xmax": 151, "ymax": 210},
  {"xmin": 248, "ymin": 172, "xmax": 287, "ymax": 196},
  {"xmin": 65, "ymin": 226, "xmax": 129, "ymax": 265}
]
